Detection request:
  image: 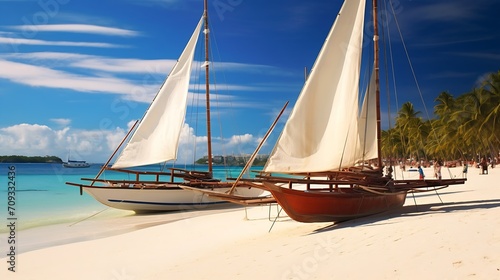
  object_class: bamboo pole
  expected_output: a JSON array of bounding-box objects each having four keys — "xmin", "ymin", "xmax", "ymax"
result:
[{"xmin": 90, "ymin": 120, "xmax": 139, "ymax": 187}]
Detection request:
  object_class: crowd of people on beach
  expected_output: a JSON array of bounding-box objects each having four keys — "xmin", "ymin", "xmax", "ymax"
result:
[
  {"xmin": 468, "ymin": 155, "xmax": 498, "ymax": 175},
  {"xmin": 392, "ymin": 153, "xmax": 499, "ymax": 180}
]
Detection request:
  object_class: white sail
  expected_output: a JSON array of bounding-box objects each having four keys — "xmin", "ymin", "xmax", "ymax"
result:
[
  {"xmin": 112, "ymin": 17, "xmax": 204, "ymax": 169},
  {"xmin": 357, "ymin": 70, "xmax": 378, "ymax": 162},
  {"xmin": 264, "ymin": 0, "xmax": 367, "ymax": 173}
]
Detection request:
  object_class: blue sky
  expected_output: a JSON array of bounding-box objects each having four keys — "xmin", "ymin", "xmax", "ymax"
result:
[{"xmin": 0, "ymin": 0, "xmax": 499, "ymax": 164}]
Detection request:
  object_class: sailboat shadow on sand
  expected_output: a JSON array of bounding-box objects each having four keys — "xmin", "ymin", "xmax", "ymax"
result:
[{"xmin": 311, "ymin": 197, "xmax": 500, "ymax": 234}]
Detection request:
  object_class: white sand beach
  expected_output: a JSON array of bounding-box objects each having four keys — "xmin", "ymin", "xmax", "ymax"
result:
[{"xmin": 1, "ymin": 166, "xmax": 499, "ymax": 279}]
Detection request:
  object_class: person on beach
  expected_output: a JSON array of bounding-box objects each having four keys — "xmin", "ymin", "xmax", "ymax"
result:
[
  {"xmin": 462, "ymin": 162, "xmax": 468, "ymax": 178},
  {"xmin": 385, "ymin": 165, "xmax": 393, "ymax": 178},
  {"xmin": 481, "ymin": 157, "xmax": 488, "ymax": 175},
  {"xmin": 418, "ymin": 165, "xmax": 425, "ymax": 180},
  {"xmin": 434, "ymin": 160, "xmax": 442, "ymax": 180}
]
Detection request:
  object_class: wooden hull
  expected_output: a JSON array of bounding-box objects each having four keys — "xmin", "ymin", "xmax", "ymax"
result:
[
  {"xmin": 263, "ymin": 182, "xmax": 407, "ymax": 223},
  {"xmin": 81, "ymin": 184, "xmax": 265, "ymax": 213}
]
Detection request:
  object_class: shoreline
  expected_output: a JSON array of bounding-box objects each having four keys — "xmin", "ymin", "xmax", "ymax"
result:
[
  {"xmin": 0, "ymin": 206, "xmax": 245, "ymax": 255},
  {"xmin": 1, "ymin": 166, "xmax": 499, "ymax": 279}
]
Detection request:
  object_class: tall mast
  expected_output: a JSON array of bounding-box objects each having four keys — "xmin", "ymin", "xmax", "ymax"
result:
[
  {"xmin": 203, "ymin": 0, "xmax": 213, "ymax": 173},
  {"xmin": 372, "ymin": 0, "xmax": 382, "ymax": 169}
]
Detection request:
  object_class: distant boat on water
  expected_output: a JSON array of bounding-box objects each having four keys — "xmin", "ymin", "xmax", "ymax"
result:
[
  {"xmin": 62, "ymin": 159, "xmax": 91, "ymax": 168},
  {"xmin": 62, "ymin": 151, "xmax": 90, "ymax": 168}
]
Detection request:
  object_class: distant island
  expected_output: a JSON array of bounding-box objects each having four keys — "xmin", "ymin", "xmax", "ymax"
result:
[
  {"xmin": 0, "ymin": 155, "xmax": 63, "ymax": 163},
  {"xmin": 195, "ymin": 155, "xmax": 268, "ymax": 166}
]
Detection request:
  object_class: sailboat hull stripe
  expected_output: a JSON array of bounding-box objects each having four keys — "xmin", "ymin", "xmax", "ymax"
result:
[{"xmin": 108, "ymin": 199, "xmax": 228, "ymax": 206}]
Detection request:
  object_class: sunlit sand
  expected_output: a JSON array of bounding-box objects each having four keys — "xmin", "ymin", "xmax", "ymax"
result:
[{"xmin": 1, "ymin": 166, "xmax": 499, "ymax": 279}]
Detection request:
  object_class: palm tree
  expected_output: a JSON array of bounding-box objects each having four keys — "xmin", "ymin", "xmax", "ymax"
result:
[
  {"xmin": 459, "ymin": 89, "xmax": 489, "ymax": 157},
  {"xmin": 394, "ymin": 102, "xmax": 424, "ymax": 161},
  {"xmin": 434, "ymin": 91, "xmax": 455, "ymax": 119},
  {"xmin": 432, "ymin": 91, "xmax": 462, "ymax": 159},
  {"xmin": 381, "ymin": 70, "xmax": 500, "ymax": 164},
  {"xmin": 480, "ymin": 71, "xmax": 500, "ymax": 154},
  {"xmin": 381, "ymin": 128, "xmax": 403, "ymax": 159}
]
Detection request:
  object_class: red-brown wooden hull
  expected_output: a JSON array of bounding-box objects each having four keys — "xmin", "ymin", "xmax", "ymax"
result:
[{"xmin": 264, "ymin": 183, "xmax": 407, "ymax": 223}]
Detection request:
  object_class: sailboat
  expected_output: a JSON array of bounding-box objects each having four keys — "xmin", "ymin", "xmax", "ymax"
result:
[
  {"xmin": 242, "ymin": 0, "xmax": 467, "ymax": 223},
  {"xmin": 66, "ymin": 1, "xmax": 267, "ymax": 212}
]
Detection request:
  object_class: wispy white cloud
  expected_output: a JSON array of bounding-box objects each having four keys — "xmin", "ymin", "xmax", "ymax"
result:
[
  {"xmin": 189, "ymin": 84, "xmax": 262, "ymax": 93},
  {"xmin": 212, "ymin": 61, "xmax": 284, "ymax": 74},
  {"xmin": 185, "ymin": 92, "xmax": 267, "ymax": 111},
  {"xmin": 473, "ymin": 72, "xmax": 493, "ymax": 88},
  {"xmin": 71, "ymin": 57, "xmax": 175, "ymax": 74},
  {"xmin": 1, "ymin": 52, "xmax": 292, "ymax": 76},
  {"xmin": 0, "ymin": 52, "xmax": 172, "ymax": 74},
  {"xmin": 50, "ymin": 118, "xmax": 71, "ymax": 126},
  {"xmin": 0, "ymin": 52, "xmax": 291, "ymax": 105},
  {"xmin": 0, "ymin": 36, "xmax": 123, "ymax": 48},
  {"xmin": 449, "ymin": 52, "xmax": 500, "ymax": 61},
  {"xmin": 9, "ymin": 24, "xmax": 140, "ymax": 37},
  {"xmin": 1, "ymin": 52, "xmax": 89, "ymax": 60},
  {"xmin": 389, "ymin": 1, "xmax": 494, "ymax": 42},
  {"xmin": 0, "ymin": 59, "xmax": 150, "ymax": 96},
  {"xmin": 408, "ymin": 2, "xmax": 479, "ymax": 22}
]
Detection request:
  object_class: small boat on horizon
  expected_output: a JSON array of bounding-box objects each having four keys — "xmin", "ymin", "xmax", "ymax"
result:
[{"xmin": 62, "ymin": 159, "xmax": 91, "ymax": 168}]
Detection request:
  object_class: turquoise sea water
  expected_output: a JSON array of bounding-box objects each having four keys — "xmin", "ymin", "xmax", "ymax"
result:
[{"xmin": 0, "ymin": 163, "xmax": 255, "ymax": 232}]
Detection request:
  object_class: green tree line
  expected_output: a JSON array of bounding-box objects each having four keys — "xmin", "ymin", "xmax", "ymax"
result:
[
  {"xmin": 0, "ymin": 155, "xmax": 63, "ymax": 163},
  {"xmin": 381, "ymin": 71, "xmax": 500, "ymax": 163}
]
